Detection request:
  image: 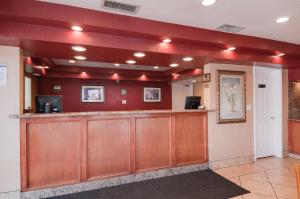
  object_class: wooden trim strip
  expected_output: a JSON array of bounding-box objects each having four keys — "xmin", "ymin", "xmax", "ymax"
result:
[
  {"xmin": 80, "ymin": 119, "xmax": 88, "ymax": 181},
  {"xmin": 20, "ymin": 119, "xmax": 27, "ymax": 190},
  {"xmin": 130, "ymin": 117, "xmax": 136, "ymax": 173}
]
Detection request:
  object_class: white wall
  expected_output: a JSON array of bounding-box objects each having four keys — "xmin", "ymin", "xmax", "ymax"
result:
[
  {"xmin": 193, "ymin": 81, "xmax": 204, "ymax": 105},
  {"xmin": 172, "ymin": 80, "xmax": 193, "ymax": 110},
  {"xmin": 0, "ymin": 46, "xmax": 21, "ymax": 192},
  {"xmin": 204, "ymin": 63, "xmax": 254, "ymax": 165}
]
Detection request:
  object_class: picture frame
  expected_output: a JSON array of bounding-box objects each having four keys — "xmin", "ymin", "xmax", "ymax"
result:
[
  {"xmin": 0, "ymin": 63, "xmax": 8, "ymax": 86},
  {"xmin": 121, "ymin": 88, "xmax": 127, "ymax": 96},
  {"xmin": 217, "ymin": 70, "xmax": 246, "ymax": 124},
  {"xmin": 202, "ymin": 73, "xmax": 211, "ymax": 83},
  {"xmin": 144, "ymin": 87, "xmax": 161, "ymax": 102},
  {"xmin": 81, "ymin": 85, "xmax": 105, "ymax": 103}
]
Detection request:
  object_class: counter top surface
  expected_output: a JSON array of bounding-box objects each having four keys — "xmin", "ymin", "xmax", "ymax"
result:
[
  {"xmin": 289, "ymin": 119, "xmax": 300, "ymax": 121},
  {"xmin": 11, "ymin": 109, "xmax": 213, "ymax": 119}
]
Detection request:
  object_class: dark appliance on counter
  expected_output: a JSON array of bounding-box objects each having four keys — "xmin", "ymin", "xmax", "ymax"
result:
[
  {"xmin": 35, "ymin": 95, "xmax": 63, "ymax": 113},
  {"xmin": 185, "ymin": 96, "xmax": 201, "ymax": 109}
]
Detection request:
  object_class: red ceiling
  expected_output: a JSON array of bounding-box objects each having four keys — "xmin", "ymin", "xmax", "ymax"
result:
[{"xmin": 1, "ymin": 0, "xmax": 300, "ymax": 81}]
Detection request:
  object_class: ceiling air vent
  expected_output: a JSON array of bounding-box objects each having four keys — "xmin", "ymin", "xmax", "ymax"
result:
[
  {"xmin": 216, "ymin": 24, "xmax": 245, "ymax": 34},
  {"xmin": 103, "ymin": 0, "xmax": 140, "ymax": 14}
]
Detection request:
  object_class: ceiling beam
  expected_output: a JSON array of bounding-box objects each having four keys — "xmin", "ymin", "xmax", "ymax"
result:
[
  {"xmin": 1, "ymin": 0, "xmax": 300, "ymax": 57},
  {"xmin": 0, "ymin": 21, "xmax": 299, "ymax": 67}
]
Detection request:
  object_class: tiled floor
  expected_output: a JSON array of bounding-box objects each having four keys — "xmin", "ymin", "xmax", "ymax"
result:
[{"xmin": 213, "ymin": 157, "xmax": 300, "ymax": 199}]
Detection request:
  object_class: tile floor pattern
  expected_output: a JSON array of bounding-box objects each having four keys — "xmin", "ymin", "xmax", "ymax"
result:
[{"xmin": 213, "ymin": 157, "xmax": 300, "ymax": 199}]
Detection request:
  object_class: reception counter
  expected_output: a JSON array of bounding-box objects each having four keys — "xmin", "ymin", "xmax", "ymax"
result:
[
  {"xmin": 289, "ymin": 119, "xmax": 300, "ymax": 155},
  {"xmin": 18, "ymin": 110, "xmax": 208, "ymax": 191}
]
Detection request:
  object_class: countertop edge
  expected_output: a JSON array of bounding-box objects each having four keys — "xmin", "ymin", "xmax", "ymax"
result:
[
  {"xmin": 10, "ymin": 109, "xmax": 215, "ymax": 119},
  {"xmin": 288, "ymin": 119, "xmax": 300, "ymax": 122}
]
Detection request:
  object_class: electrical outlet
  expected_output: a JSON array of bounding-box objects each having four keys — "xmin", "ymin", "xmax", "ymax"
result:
[{"xmin": 122, "ymin": 100, "xmax": 127, "ymax": 104}]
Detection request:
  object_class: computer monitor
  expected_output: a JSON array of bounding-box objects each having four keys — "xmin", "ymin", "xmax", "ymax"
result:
[
  {"xmin": 185, "ymin": 96, "xmax": 201, "ymax": 109},
  {"xmin": 35, "ymin": 95, "xmax": 63, "ymax": 113}
]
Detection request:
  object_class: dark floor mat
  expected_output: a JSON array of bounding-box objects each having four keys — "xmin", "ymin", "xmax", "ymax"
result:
[{"xmin": 45, "ymin": 170, "xmax": 249, "ymax": 199}]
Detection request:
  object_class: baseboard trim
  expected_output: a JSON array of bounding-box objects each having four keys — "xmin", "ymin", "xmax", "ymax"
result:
[
  {"xmin": 209, "ymin": 155, "xmax": 255, "ymax": 170},
  {"xmin": 0, "ymin": 191, "xmax": 21, "ymax": 199},
  {"xmin": 289, "ymin": 153, "xmax": 300, "ymax": 160}
]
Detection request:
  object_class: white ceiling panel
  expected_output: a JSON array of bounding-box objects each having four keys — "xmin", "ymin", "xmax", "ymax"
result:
[{"xmin": 39, "ymin": 0, "xmax": 300, "ymax": 44}]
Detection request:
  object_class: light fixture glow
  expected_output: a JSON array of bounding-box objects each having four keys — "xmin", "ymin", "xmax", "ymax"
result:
[
  {"xmin": 277, "ymin": 52, "xmax": 285, "ymax": 57},
  {"xmin": 126, "ymin": 60, "xmax": 136, "ymax": 64},
  {"xmin": 74, "ymin": 55, "xmax": 87, "ymax": 60},
  {"xmin": 227, "ymin": 47, "xmax": 236, "ymax": 51},
  {"xmin": 114, "ymin": 63, "xmax": 120, "ymax": 67},
  {"xmin": 182, "ymin": 57, "xmax": 194, "ymax": 62},
  {"xmin": 154, "ymin": 66, "xmax": 160, "ymax": 69},
  {"xmin": 162, "ymin": 38, "xmax": 172, "ymax": 43},
  {"xmin": 69, "ymin": 60, "xmax": 76, "ymax": 63},
  {"xmin": 33, "ymin": 73, "xmax": 41, "ymax": 76},
  {"xmin": 44, "ymin": 66, "xmax": 50, "ymax": 69},
  {"xmin": 276, "ymin": 17, "xmax": 289, "ymax": 23},
  {"xmin": 134, "ymin": 52, "xmax": 146, "ymax": 58},
  {"xmin": 71, "ymin": 25, "xmax": 83, "ymax": 32},
  {"xmin": 202, "ymin": 0, "xmax": 216, "ymax": 6},
  {"xmin": 71, "ymin": 45, "xmax": 87, "ymax": 52},
  {"xmin": 170, "ymin": 63, "xmax": 179, "ymax": 67},
  {"xmin": 35, "ymin": 65, "xmax": 44, "ymax": 69}
]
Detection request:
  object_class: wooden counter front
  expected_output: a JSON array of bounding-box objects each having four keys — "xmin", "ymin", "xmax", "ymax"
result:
[
  {"xmin": 20, "ymin": 111, "xmax": 208, "ymax": 191},
  {"xmin": 289, "ymin": 120, "xmax": 300, "ymax": 155}
]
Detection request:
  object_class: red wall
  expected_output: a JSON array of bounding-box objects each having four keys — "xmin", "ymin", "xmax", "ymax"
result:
[
  {"xmin": 289, "ymin": 68, "xmax": 300, "ymax": 81},
  {"xmin": 37, "ymin": 78, "xmax": 172, "ymax": 112}
]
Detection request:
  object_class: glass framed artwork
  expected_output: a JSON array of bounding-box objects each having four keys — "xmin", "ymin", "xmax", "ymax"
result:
[
  {"xmin": 81, "ymin": 85, "xmax": 105, "ymax": 103},
  {"xmin": 217, "ymin": 70, "xmax": 246, "ymax": 124},
  {"xmin": 144, "ymin": 87, "xmax": 161, "ymax": 102}
]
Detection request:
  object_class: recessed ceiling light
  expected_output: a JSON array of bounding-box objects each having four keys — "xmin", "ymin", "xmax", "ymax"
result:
[
  {"xmin": 202, "ymin": 0, "xmax": 216, "ymax": 6},
  {"xmin": 227, "ymin": 47, "xmax": 236, "ymax": 51},
  {"xmin": 170, "ymin": 63, "xmax": 179, "ymax": 67},
  {"xmin": 35, "ymin": 65, "xmax": 44, "ymax": 69},
  {"xmin": 134, "ymin": 52, "xmax": 146, "ymax": 58},
  {"xmin": 276, "ymin": 17, "xmax": 289, "ymax": 23},
  {"xmin": 182, "ymin": 57, "xmax": 194, "ymax": 62},
  {"xmin": 71, "ymin": 45, "xmax": 87, "ymax": 52},
  {"xmin": 74, "ymin": 55, "xmax": 87, "ymax": 60},
  {"xmin": 126, "ymin": 60, "xmax": 136, "ymax": 64},
  {"xmin": 113, "ymin": 73, "xmax": 118, "ymax": 76},
  {"xmin": 44, "ymin": 66, "xmax": 50, "ymax": 69},
  {"xmin": 71, "ymin": 25, "xmax": 83, "ymax": 32},
  {"xmin": 69, "ymin": 60, "xmax": 76, "ymax": 63},
  {"xmin": 114, "ymin": 63, "xmax": 120, "ymax": 67},
  {"xmin": 154, "ymin": 66, "xmax": 160, "ymax": 69},
  {"xmin": 277, "ymin": 52, "xmax": 285, "ymax": 56},
  {"xmin": 162, "ymin": 38, "xmax": 172, "ymax": 43}
]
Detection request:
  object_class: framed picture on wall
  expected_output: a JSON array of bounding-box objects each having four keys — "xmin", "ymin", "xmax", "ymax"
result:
[
  {"xmin": 144, "ymin": 87, "xmax": 161, "ymax": 102},
  {"xmin": 81, "ymin": 85, "xmax": 105, "ymax": 103},
  {"xmin": 217, "ymin": 70, "xmax": 246, "ymax": 124}
]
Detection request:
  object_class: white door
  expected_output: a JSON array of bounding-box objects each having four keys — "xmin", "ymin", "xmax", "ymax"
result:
[{"xmin": 255, "ymin": 66, "xmax": 282, "ymax": 158}]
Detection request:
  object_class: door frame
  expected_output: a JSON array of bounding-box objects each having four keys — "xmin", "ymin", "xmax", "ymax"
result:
[{"xmin": 253, "ymin": 64, "xmax": 283, "ymax": 161}]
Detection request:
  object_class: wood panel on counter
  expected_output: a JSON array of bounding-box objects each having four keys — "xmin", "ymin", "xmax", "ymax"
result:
[
  {"xmin": 289, "ymin": 120, "xmax": 300, "ymax": 154},
  {"xmin": 20, "ymin": 111, "xmax": 208, "ymax": 191}
]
